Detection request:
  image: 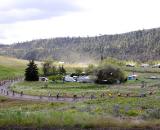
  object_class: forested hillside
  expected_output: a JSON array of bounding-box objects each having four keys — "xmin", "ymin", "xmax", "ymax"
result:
[{"xmin": 0, "ymin": 28, "xmax": 160, "ymax": 63}]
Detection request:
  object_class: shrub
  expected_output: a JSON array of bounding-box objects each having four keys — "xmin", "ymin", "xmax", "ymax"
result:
[
  {"xmin": 142, "ymin": 109, "xmax": 160, "ymax": 119},
  {"xmin": 75, "ymin": 68, "xmax": 83, "ymax": 76},
  {"xmin": 95, "ymin": 65, "xmax": 127, "ymax": 84},
  {"xmin": 70, "ymin": 73, "xmax": 79, "ymax": 77},
  {"xmin": 42, "ymin": 61, "xmax": 52, "ymax": 76},
  {"xmin": 85, "ymin": 64, "xmax": 95, "ymax": 74},
  {"xmin": 126, "ymin": 110, "xmax": 139, "ymax": 116},
  {"xmin": 58, "ymin": 65, "xmax": 66, "ymax": 75},
  {"xmin": 42, "ymin": 60, "xmax": 60, "ymax": 76},
  {"xmin": 48, "ymin": 75, "xmax": 63, "ymax": 81}
]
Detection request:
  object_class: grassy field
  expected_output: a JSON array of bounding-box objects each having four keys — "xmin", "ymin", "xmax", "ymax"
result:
[
  {"xmin": 7, "ymin": 69, "xmax": 160, "ymax": 128},
  {"xmin": 0, "ymin": 56, "xmax": 26, "ymax": 79},
  {"xmin": 0, "ymin": 55, "xmax": 86, "ymax": 80},
  {"xmin": 1, "ymin": 56, "xmax": 160, "ymax": 128},
  {"xmin": 11, "ymin": 81, "xmax": 109, "ymax": 97},
  {"xmin": 1, "ymin": 95, "xmax": 160, "ymax": 128},
  {"xmin": 0, "ymin": 56, "xmax": 41, "ymax": 80},
  {"xmin": 11, "ymin": 72, "xmax": 160, "ymax": 97},
  {"xmin": 124, "ymin": 66, "xmax": 160, "ymax": 73}
]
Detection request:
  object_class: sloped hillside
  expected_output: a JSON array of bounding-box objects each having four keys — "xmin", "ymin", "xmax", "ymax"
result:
[
  {"xmin": 0, "ymin": 28, "xmax": 160, "ymax": 62},
  {"xmin": 0, "ymin": 56, "xmax": 41, "ymax": 79}
]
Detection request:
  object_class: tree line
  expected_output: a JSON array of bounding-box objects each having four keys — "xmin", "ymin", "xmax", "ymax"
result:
[{"xmin": 0, "ymin": 27, "xmax": 160, "ymax": 62}]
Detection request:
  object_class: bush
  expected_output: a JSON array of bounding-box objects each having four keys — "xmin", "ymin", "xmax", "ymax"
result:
[
  {"xmin": 48, "ymin": 75, "xmax": 63, "ymax": 81},
  {"xmin": 75, "ymin": 68, "xmax": 83, "ymax": 76},
  {"xmin": 70, "ymin": 73, "xmax": 79, "ymax": 77},
  {"xmin": 126, "ymin": 110, "xmax": 139, "ymax": 116},
  {"xmin": 142, "ymin": 109, "xmax": 160, "ymax": 119},
  {"xmin": 95, "ymin": 65, "xmax": 127, "ymax": 84},
  {"xmin": 42, "ymin": 60, "xmax": 59, "ymax": 76},
  {"xmin": 85, "ymin": 64, "xmax": 95, "ymax": 74},
  {"xmin": 58, "ymin": 65, "xmax": 66, "ymax": 75},
  {"xmin": 42, "ymin": 61, "xmax": 52, "ymax": 76}
]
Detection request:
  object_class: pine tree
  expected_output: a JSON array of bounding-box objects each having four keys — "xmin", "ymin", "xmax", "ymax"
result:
[{"xmin": 25, "ymin": 60, "xmax": 39, "ymax": 81}]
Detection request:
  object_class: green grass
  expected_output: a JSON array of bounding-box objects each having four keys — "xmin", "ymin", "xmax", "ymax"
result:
[
  {"xmin": 125, "ymin": 72, "xmax": 160, "ymax": 85},
  {"xmin": 124, "ymin": 66, "xmax": 160, "ymax": 73},
  {"xmin": 0, "ymin": 56, "xmax": 41, "ymax": 80},
  {"xmin": 1, "ymin": 95, "xmax": 160, "ymax": 128},
  {"xmin": 8, "ymin": 69, "xmax": 160, "ymax": 128},
  {"xmin": 0, "ymin": 56, "xmax": 26, "ymax": 79},
  {"xmin": 11, "ymin": 71, "xmax": 160, "ymax": 97},
  {"xmin": 11, "ymin": 81, "xmax": 110, "ymax": 97},
  {"xmin": 2, "ymin": 56, "xmax": 160, "ymax": 128},
  {"xmin": 0, "ymin": 65, "xmax": 24, "ymax": 80}
]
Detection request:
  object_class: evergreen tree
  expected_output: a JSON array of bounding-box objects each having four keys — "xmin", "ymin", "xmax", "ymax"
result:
[
  {"xmin": 25, "ymin": 60, "xmax": 39, "ymax": 81},
  {"xmin": 58, "ymin": 65, "xmax": 66, "ymax": 75}
]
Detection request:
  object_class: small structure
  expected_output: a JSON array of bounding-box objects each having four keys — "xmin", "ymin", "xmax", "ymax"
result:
[
  {"xmin": 64, "ymin": 75, "xmax": 92, "ymax": 83},
  {"xmin": 73, "ymin": 76, "xmax": 78, "ymax": 81},
  {"xmin": 64, "ymin": 75, "xmax": 76, "ymax": 82},
  {"xmin": 149, "ymin": 76, "xmax": 159, "ymax": 79},
  {"xmin": 126, "ymin": 64, "xmax": 135, "ymax": 67},
  {"xmin": 152, "ymin": 64, "xmax": 160, "ymax": 68},
  {"xmin": 140, "ymin": 93, "xmax": 146, "ymax": 97},
  {"xmin": 58, "ymin": 61, "xmax": 64, "ymax": 64},
  {"xmin": 141, "ymin": 64, "xmax": 149, "ymax": 67},
  {"xmin": 128, "ymin": 74, "xmax": 137, "ymax": 80},
  {"xmin": 39, "ymin": 77, "xmax": 48, "ymax": 82},
  {"xmin": 77, "ymin": 76, "xmax": 92, "ymax": 83}
]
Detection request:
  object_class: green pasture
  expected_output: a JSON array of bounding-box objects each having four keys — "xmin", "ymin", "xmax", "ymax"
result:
[
  {"xmin": 1, "ymin": 56, "xmax": 160, "ymax": 128},
  {"xmin": 1, "ymin": 94, "xmax": 160, "ymax": 128},
  {"xmin": 0, "ymin": 56, "xmax": 42, "ymax": 79},
  {"xmin": 11, "ymin": 71, "xmax": 160, "ymax": 97}
]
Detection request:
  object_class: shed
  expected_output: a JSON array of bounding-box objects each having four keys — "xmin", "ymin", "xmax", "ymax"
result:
[{"xmin": 64, "ymin": 75, "xmax": 76, "ymax": 82}]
